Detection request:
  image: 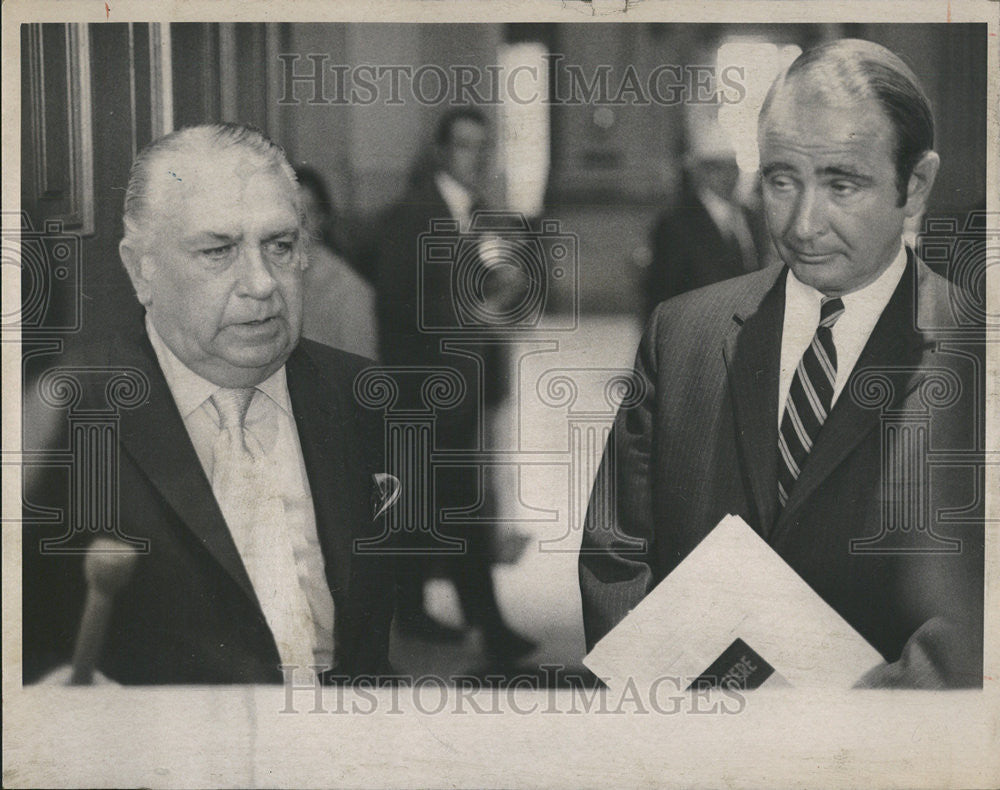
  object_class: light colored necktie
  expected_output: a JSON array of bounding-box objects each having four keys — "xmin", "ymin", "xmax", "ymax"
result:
[
  {"xmin": 210, "ymin": 388, "xmax": 318, "ymax": 677},
  {"xmin": 777, "ymin": 297, "xmax": 845, "ymax": 508}
]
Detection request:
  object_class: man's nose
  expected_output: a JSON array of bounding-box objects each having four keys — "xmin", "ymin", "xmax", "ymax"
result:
[
  {"xmin": 789, "ymin": 185, "xmax": 829, "ymax": 243},
  {"xmin": 234, "ymin": 246, "xmax": 278, "ymax": 299}
]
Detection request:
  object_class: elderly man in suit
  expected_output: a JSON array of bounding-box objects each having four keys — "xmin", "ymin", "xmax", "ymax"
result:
[
  {"xmin": 23, "ymin": 124, "xmax": 395, "ymax": 684},
  {"xmin": 579, "ymin": 39, "xmax": 983, "ymax": 688}
]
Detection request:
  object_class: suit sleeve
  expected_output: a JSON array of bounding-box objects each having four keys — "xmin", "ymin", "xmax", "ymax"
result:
[{"xmin": 578, "ymin": 312, "xmax": 661, "ymax": 652}]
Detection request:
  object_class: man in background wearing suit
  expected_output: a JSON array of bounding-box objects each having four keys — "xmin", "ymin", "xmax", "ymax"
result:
[
  {"xmin": 579, "ymin": 39, "xmax": 983, "ymax": 688},
  {"xmin": 645, "ymin": 124, "xmax": 761, "ymax": 318},
  {"xmin": 374, "ymin": 108, "xmax": 536, "ymax": 665},
  {"xmin": 23, "ymin": 124, "xmax": 395, "ymax": 684}
]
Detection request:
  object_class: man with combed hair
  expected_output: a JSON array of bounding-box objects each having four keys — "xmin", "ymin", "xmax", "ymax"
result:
[
  {"xmin": 23, "ymin": 124, "xmax": 396, "ymax": 684},
  {"xmin": 579, "ymin": 39, "xmax": 983, "ymax": 688}
]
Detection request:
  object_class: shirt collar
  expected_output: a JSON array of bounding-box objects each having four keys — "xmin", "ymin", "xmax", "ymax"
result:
[
  {"xmin": 696, "ymin": 185, "xmax": 737, "ymax": 230},
  {"xmin": 434, "ymin": 171, "xmax": 473, "ymax": 219},
  {"xmin": 145, "ymin": 314, "xmax": 292, "ymax": 419},
  {"xmin": 785, "ymin": 242, "xmax": 908, "ymax": 318},
  {"xmin": 256, "ymin": 365, "xmax": 292, "ymax": 415}
]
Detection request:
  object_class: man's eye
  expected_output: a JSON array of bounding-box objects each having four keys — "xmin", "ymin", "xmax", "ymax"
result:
[
  {"xmin": 264, "ymin": 239, "xmax": 300, "ymax": 267},
  {"xmin": 202, "ymin": 244, "xmax": 234, "ymax": 260},
  {"xmin": 831, "ymin": 181, "xmax": 859, "ymax": 197},
  {"xmin": 767, "ymin": 174, "xmax": 796, "ymax": 191}
]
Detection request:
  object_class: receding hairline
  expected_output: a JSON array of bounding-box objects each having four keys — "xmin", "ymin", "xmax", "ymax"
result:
[
  {"xmin": 756, "ymin": 39, "xmax": 934, "ymax": 205},
  {"xmin": 761, "ymin": 39, "xmax": 925, "ymax": 111},
  {"xmin": 123, "ymin": 125, "xmax": 301, "ymax": 246},
  {"xmin": 146, "ymin": 145, "xmax": 295, "ymax": 202},
  {"xmin": 757, "ymin": 71, "xmax": 893, "ymax": 137}
]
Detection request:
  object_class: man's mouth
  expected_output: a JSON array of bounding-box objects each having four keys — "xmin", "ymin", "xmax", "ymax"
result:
[
  {"xmin": 791, "ymin": 250, "xmax": 838, "ymax": 264},
  {"xmin": 230, "ymin": 316, "xmax": 282, "ymax": 332}
]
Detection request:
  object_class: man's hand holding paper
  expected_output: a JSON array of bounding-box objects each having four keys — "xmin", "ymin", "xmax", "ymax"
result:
[{"xmin": 584, "ymin": 515, "xmax": 884, "ymax": 692}]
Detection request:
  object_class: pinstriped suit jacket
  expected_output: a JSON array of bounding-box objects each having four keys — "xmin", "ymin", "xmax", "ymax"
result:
[{"xmin": 579, "ymin": 249, "xmax": 984, "ymax": 687}]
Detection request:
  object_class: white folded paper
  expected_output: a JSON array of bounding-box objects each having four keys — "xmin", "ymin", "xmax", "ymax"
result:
[{"xmin": 584, "ymin": 514, "xmax": 884, "ymax": 691}]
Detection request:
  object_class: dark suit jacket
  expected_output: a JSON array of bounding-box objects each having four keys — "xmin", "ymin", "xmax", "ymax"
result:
[
  {"xmin": 646, "ymin": 182, "xmax": 761, "ymax": 318},
  {"xmin": 374, "ymin": 176, "xmax": 507, "ymax": 417},
  {"xmin": 23, "ymin": 327, "xmax": 395, "ymax": 684},
  {"xmin": 580, "ymin": 250, "xmax": 984, "ymax": 687},
  {"xmin": 372, "ymin": 177, "xmax": 511, "ymax": 549}
]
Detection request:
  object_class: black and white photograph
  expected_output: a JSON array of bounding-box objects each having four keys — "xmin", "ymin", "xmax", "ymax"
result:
[{"xmin": 3, "ymin": 1, "xmax": 998, "ymax": 787}]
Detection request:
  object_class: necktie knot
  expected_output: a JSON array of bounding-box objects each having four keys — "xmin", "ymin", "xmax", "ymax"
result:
[
  {"xmin": 819, "ymin": 296, "xmax": 845, "ymax": 329},
  {"xmin": 212, "ymin": 388, "xmax": 255, "ymax": 432}
]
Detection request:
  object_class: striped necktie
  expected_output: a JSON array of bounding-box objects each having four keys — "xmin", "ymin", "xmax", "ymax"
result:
[{"xmin": 777, "ymin": 296, "xmax": 845, "ymax": 508}]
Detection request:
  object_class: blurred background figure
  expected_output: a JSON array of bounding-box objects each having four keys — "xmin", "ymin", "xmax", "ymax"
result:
[
  {"xmin": 372, "ymin": 107, "xmax": 536, "ymax": 668},
  {"xmin": 645, "ymin": 118, "xmax": 764, "ymax": 319},
  {"xmin": 296, "ymin": 166, "xmax": 378, "ymax": 359}
]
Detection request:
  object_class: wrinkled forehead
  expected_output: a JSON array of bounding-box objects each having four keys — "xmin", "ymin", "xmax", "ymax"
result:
[{"xmin": 145, "ymin": 146, "xmax": 299, "ymax": 227}]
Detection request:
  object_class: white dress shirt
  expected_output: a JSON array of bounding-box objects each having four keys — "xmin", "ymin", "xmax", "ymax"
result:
[
  {"xmin": 778, "ymin": 244, "xmax": 908, "ymax": 424},
  {"xmin": 146, "ymin": 317, "xmax": 335, "ymax": 672}
]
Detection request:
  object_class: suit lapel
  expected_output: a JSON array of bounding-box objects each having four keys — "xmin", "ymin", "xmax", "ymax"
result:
[
  {"xmin": 723, "ymin": 268, "xmax": 786, "ymax": 536},
  {"xmin": 285, "ymin": 345, "xmax": 358, "ymax": 602},
  {"xmin": 772, "ymin": 250, "xmax": 932, "ymax": 537},
  {"xmin": 113, "ymin": 329, "xmax": 260, "ymax": 606}
]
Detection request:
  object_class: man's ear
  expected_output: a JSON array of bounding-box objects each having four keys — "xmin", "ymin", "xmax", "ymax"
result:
[
  {"xmin": 118, "ymin": 238, "xmax": 155, "ymax": 306},
  {"xmin": 903, "ymin": 150, "xmax": 940, "ymax": 218}
]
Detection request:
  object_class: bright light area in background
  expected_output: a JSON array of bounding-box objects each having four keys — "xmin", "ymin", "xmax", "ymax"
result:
[
  {"xmin": 499, "ymin": 42, "xmax": 550, "ymax": 218},
  {"xmin": 716, "ymin": 40, "xmax": 801, "ymax": 174}
]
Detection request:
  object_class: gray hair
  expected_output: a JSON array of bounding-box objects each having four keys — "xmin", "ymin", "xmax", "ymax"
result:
[{"xmin": 122, "ymin": 123, "xmax": 299, "ymax": 245}]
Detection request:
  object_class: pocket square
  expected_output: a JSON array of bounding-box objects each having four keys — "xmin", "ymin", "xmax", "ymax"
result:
[{"xmin": 371, "ymin": 473, "xmax": 401, "ymax": 520}]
